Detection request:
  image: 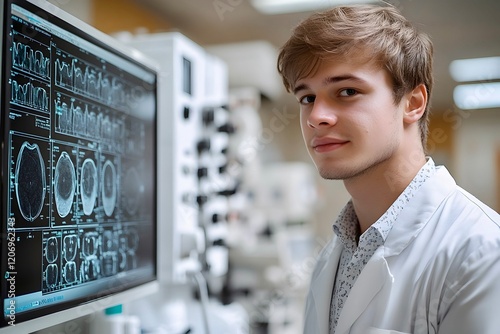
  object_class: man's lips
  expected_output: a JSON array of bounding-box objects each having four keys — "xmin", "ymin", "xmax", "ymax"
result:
[{"xmin": 311, "ymin": 138, "xmax": 349, "ymax": 152}]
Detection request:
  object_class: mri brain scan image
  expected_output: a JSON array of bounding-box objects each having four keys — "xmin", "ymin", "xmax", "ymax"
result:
[
  {"xmin": 15, "ymin": 141, "xmax": 46, "ymax": 222},
  {"xmin": 63, "ymin": 261, "xmax": 78, "ymax": 284},
  {"xmin": 54, "ymin": 151, "xmax": 76, "ymax": 218},
  {"xmin": 123, "ymin": 167, "xmax": 142, "ymax": 216},
  {"xmin": 63, "ymin": 234, "xmax": 78, "ymax": 262},
  {"xmin": 101, "ymin": 160, "xmax": 116, "ymax": 217},
  {"xmin": 80, "ymin": 158, "xmax": 98, "ymax": 216},
  {"xmin": 82, "ymin": 232, "xmax": 99, "ymax": 257},
  {"xmin": 101, "ymin": 253, "xmax": 117, "ymax": 277},
  {"xmin": 45, "ymin": 263, "xmax": 59, "ymax": 288},
  {"xmin": 45, "ymin": 236, "xmax": 59, "ymax": 263},
  {"xmin": 81, "ymin": 257, "xmax": 100, "ymax": 281}
]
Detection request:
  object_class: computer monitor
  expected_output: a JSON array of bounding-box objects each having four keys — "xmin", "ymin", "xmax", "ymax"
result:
[{"xmin": 0, "ymin": 0, "xmax": 159, "ymax": 332}]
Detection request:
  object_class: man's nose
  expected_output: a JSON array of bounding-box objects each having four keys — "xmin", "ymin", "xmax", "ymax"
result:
[{"xmin": 307, "ymin": 100, "xmax": 338, "ymax": 128}]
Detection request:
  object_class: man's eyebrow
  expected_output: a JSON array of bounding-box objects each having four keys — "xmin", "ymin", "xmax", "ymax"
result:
[
  {"xmin": 293, "ymin": 74, "xmax": 368, "ymax": 95},
  {"xmin": 293, "ymin": 83, "xmax": 309, "ymax": 95},
  {"xmin": 324, "ymin": 74, "xmax": 367, "ymax": 86}
]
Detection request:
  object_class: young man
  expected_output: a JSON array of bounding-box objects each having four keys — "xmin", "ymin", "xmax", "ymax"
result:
[{"xmin": 277, "ymin": 4, "xmax": 500, "ymax": 334}]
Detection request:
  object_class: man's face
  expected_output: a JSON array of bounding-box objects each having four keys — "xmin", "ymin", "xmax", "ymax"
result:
[{"xmin": 293, "ymin": 58, "xmax": 407, "ymax": 180}]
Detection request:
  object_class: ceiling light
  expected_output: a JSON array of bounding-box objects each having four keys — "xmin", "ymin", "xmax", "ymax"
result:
[
  {"xmin": 251, "ymin": 0, "xmax": 378, "ymax": 15},
  {"xmin": 449, "ymin": 56, "xmax": 500, "ymax": 83},
  {"xmin": 453, "ymin": 82, "xmax": 500, "ymax": 110}
]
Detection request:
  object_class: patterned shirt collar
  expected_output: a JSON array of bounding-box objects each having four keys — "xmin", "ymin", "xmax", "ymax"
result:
[{"xmin": 333, "ymin": 158, "xmax": 436, "ymax": 249}]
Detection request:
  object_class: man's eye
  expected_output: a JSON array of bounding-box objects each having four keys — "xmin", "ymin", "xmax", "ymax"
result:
[
  {"xmin": 299, "ymin": 95, "xmax": 315, "ymax": 104},
  {"xmin": 339, "ymin": 88, "xmax": 358, "ymax": 97}
]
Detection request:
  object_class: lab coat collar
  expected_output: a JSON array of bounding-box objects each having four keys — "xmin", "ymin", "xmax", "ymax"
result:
[
  {"xmin": 307, "ymin": 165, "xmax": 457, "ymax": 334},
  {"xmin": 333, "ymin": 166, "xmax": 456, "ymax": 332},
  {"xmin": 333, "ymin": 166, "xmax": 456, "ymax": 333},
  {"xmin": 383, "ymin": 165, "xmax": 457, "ymax": 257}
]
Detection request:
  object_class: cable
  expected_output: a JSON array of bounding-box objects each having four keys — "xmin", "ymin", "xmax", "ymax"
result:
[{"xmin": 189, "ymin": 271, "xmax": 211, "ymax": 334}]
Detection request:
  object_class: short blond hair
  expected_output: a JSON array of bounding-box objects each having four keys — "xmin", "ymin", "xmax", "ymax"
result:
[{"xmin": 277, "ymin": 4, "xmax": 434, "ymax": 147}]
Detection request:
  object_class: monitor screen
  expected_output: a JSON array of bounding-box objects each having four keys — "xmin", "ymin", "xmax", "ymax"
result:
[{"xmin": 0, "ymin": 0, "xmax": 158, "ymax": 331}]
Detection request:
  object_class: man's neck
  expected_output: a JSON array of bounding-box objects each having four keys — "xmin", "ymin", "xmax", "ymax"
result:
[{"xmin": 344, "ymin": 153, "xmax": 427, "ymax": 234}]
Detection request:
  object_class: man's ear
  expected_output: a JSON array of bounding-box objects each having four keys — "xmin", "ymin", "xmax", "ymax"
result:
[{"xmin": 403, "ymin": 84, "xmax": 427, "ymax": 124}]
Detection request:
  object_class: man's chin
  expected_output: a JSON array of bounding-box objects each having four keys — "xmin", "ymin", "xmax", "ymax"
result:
[{"xmin": 317, "ymin": 167, "xmax": 356, "ymax": 180}]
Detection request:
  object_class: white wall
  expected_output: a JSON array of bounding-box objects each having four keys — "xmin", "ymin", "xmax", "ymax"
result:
[
  {"xmin": 47, "ymin": 0, "xmax": 92, "ymax": 23},
  {"xmin": 454, "ymin": 108, "xmax": 499, "ymax": 209}
]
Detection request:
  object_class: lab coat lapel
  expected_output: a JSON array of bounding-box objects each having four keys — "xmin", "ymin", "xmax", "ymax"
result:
[
  {"xmin": 384, "ymin": 166, "xmax": 456, "ymax": 257},
  {"xmin": 335, "ymin": 247, "xmax": 392, "ymax": 334},
  {"xmin": 310, "ymin": 241, "xmax": 343, "ymax": 334}
]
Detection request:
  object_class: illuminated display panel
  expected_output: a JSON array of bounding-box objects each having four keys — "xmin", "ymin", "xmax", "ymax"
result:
[{"xmin": 0, "ymin": 0, "xmax": 158, "ymax": 330}]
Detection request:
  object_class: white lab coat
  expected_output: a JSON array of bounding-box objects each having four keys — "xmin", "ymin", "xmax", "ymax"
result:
[{"xmin": 303, "ymin": 166, "xmax": 500, "ymax": 334}]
